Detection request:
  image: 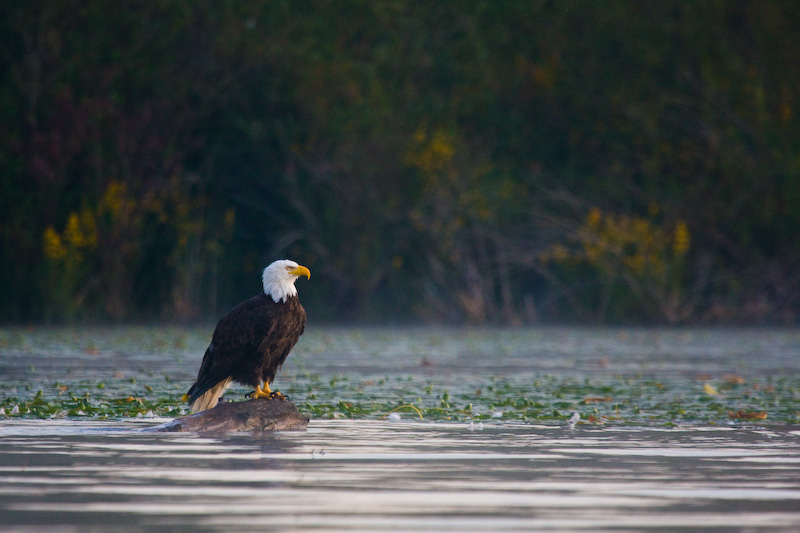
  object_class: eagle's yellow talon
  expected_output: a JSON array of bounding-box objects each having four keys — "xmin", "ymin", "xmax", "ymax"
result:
[
  {"xmin": 248, "ymin": 383, "xmax": 286, "ymax": 400},
  {"xmin": 269, "ymin": 391, "xmax": 287, "ymax": 401},
  {"xmin": 247, "ymin": 383, "xmax": 272, "ymax": 400}
]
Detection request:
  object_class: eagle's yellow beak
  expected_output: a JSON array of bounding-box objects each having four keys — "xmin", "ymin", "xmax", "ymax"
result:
[{"xmin": 290, "ymin": 265, "xmax": 311, "ymax": 279}]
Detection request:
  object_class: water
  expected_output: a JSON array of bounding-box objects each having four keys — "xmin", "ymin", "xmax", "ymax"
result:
[
  {"xmin": 1, "ymin": 327, "xmax": 800, "ymax": 530},
  {"xmin": 1, "ymin": 420, "xmax": 800, "ymax": 531}
]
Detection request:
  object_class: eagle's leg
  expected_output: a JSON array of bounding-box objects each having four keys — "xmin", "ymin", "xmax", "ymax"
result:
[{"xmin": 247, "ymin": 383, "xmax": 271, "ymax": 400}]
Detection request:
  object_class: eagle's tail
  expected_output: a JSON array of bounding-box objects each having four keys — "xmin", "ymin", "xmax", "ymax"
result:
[{"xmin": 189, "ymin": 377, "xmax": 232, "ymax": 413}]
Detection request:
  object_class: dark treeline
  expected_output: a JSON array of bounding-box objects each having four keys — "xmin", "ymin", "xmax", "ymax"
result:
[{"xmin": 2, "ymin": 1, "xmax": 799, "ymax": 325}]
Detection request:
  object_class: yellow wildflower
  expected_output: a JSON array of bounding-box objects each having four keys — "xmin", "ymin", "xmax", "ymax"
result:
[
  {"xmin": 100, "ymin": 180, "xmax": 126, "ymax": 218},
  {"xmin": 586, "ymin": 207, "xmax": 602, "ymax": 228},
  {"xmin": 43, "ymin": 227, "xmax": 67, "ymax": 260},
  {"xmin": 673, "ymin": 220, "xmax": 690, "ymax": 255}
]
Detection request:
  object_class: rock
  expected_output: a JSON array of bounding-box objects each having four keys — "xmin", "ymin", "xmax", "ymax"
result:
[{"xmin": 147, "ymin": 398, "xmax": 309, "ymax": 433}]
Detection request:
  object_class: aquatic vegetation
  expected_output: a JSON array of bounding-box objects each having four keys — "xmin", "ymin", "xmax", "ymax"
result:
[
  {"xmin": 1, "ymin": 327, "xmax": 799, "ymax": 426},
  {"xmin": 2, "ymin": 368, "xmax": 797, "ymax": 426},
  {"xmin": 0, "ymin": 380, "xmax": 188, "ymax": 420}
]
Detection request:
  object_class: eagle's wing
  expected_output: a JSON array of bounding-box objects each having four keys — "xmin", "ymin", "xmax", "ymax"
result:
[{"xmin": 186, "ymin": 295, "xmax": 274, "ymax": 405}]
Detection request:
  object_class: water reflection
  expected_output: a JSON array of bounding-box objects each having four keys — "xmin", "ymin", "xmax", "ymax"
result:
[{"xmin": 1, "ymin": 419, "xmax": 799, "ymax": 531}]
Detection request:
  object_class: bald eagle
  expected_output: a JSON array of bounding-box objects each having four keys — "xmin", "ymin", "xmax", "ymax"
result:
[{"xmin": 186, "ymin": 259, "xmax": 310, "ymax": 413}]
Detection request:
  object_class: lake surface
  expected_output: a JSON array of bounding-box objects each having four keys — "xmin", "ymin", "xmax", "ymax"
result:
[
  {"xmin": 1, "ymin": 327, "xmax": 800, "ymax": 531},
  {"xmin": 2, "ymin": 420, "xmax": 800, "ymax": 531}
]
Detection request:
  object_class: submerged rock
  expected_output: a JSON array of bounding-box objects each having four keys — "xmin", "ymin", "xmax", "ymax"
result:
[{"xmin": 148, "ymin": 398, "xmax": 309, "ymax": 433}]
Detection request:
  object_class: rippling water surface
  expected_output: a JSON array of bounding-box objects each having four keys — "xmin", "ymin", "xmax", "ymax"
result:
[
  {"xmin": 1, "ymin": 327, "xmax": 800, "ymax": 531},
  {"xmin": 2, "ymin": 420, "xmax": 800, "ymax": 531}
]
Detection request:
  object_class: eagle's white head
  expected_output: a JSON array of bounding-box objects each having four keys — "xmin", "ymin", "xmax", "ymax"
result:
[{"xmin": 262, "ymin": 259, "xmax": 311, "ymax": 303}]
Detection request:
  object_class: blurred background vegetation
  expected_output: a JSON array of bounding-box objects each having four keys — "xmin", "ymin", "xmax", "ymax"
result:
[{"xmin": 1, "ymin": 1, "xmax": 798, "ymax": 325}]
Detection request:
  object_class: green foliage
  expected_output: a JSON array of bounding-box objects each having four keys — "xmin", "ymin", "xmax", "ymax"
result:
[
  {"xmin": 1, "ymin": 1, "xmax": 799, "ymax": 323},
  {"xmin": 541, "ymin": 206, "xmax": 694, "ymax": 323}
]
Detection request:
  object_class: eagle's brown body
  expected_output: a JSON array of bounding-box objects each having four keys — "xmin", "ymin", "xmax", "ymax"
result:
[{"xmin": 187, "ymin": 293, "xmax": 306, "ymax": 411}]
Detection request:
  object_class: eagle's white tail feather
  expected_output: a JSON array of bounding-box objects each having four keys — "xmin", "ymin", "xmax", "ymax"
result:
[{"xmin": 190, "ymin": 377, "xmax": 232, "ymax": 413}]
